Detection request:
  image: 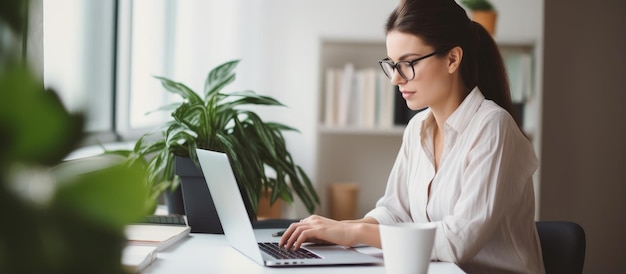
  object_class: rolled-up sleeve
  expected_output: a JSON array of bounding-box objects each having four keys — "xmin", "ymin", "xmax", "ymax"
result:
[{"xmin": 364, "ymin": 118, "xmax": 418, "ymax": 224}]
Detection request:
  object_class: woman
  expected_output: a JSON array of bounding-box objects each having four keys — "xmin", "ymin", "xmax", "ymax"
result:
[{"xmin": 279, "ymin": 0, "xmax": 544, "ymax": 273}]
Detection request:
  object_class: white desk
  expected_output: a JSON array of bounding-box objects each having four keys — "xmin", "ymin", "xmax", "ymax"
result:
[{"xmin": 143, "ymin": 230, "xmax": 466, "ymax": 274}]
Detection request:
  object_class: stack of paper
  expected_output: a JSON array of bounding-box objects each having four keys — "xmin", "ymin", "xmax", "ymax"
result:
[
  {"xmin": 122, "ymin": 215, "xmax": 191, "ymax": 272},
  {"xmin": 125, "ymin": 223, "xmax": 191, "ymax": 251},
  {"xmin": 122, "ymin": 245, "xmax": 157, "ymax": 273}
]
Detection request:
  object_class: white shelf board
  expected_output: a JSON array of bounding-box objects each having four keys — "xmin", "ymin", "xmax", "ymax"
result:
[{"xmin": 318, "ymin": 125, "xmax": 405, "ymax": 136}]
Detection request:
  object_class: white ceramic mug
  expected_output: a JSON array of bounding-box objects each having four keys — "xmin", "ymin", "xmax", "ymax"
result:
[{"xmin": 379, "ymin": 222, "xmax": 437, "ymax": 274}]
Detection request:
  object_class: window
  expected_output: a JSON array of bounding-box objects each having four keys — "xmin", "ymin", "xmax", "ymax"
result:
[
  {"xmin": 43, "ymin": 0, "xmax": 116, "ymax": 137},
  {"xmin": 43, "ymin": 0, "xmax": 255, "ymax": 145},
  {"xmin": 116, "ymin": 0, "xmax": 178, "ymax": 139}
]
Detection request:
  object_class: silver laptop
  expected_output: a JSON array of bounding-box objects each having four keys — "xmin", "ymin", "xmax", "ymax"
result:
[{"xmin": 195, "ymin": 148, "xmax": 383, "ymax": 267}]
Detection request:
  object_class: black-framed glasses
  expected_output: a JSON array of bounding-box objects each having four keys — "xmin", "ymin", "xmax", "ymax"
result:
[{"xmin": 378, "ymin": 49, "xmax": 448, "ymax": 81}]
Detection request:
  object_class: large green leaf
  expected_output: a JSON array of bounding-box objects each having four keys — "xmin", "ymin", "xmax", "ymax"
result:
[
  {"xmin": 204, "ymin": 60, "xmax": 239, "ymax": 98},
  {"xmin": 0, "ymin": 67, "xmax": 84, "ymax": 166},
  {"xmin": 155, "ymin": 76, "xmax": 203, "ymax": 105},
  {"xmin": 224, "ymin": 90, "xmax": 285, "ymax": 107},
  {"xmin": 52, "ymin": 162, "xmax": 151, "ymax": 230},
  {"xmin": 146, "ymin": 101, "xmax": 183, "ymax": 115}
]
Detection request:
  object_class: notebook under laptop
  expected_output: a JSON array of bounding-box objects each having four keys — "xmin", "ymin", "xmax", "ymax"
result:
[{"xmin": 195, "ymin": 148, "xmax": 383, "ymax": 267}]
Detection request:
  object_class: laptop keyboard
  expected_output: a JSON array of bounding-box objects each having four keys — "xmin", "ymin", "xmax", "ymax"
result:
[{"xmin": 258, "ymin": 242, "xmax": 321, "ymax": 260}]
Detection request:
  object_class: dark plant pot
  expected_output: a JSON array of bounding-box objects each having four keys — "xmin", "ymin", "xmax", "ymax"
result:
[
  {"xmin": 164, "ymin": 186, "xmax": 185, "ymax": 215},
  {"xmin": 174, "ymin": 156, "xmax": 255, "ymax": 234}
]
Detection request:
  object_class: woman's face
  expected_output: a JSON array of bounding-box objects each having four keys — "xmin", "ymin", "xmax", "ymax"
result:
[{"xmin": 385, "ymin": 31, "xmax": 455, "ymax": 111}]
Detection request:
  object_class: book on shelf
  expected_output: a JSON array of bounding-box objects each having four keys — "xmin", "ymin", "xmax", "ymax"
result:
[
  {"xmin": 323, "ymin": 64, "xmax": 405, "ymax": 130},
  {"xmin": 125, "ymin": 214, "xmax": 191, "ymax": 252},
  {"xmin": 360, "ymin": 68, "xmax": 377, "ymax": 128},
  {"xmin": 376, "ymin": 71, "xmax": 395, "ymax": 128},
  {"xmin": 335, "ymin": 62, "xmax": 354, "ymax": 127},
  {"xmin": 324, "ymin": 68, "xmax": 338, "ymax": 127},
  {"xmin": 348, "ymin": 70, "xmax": 364, "ymax": 126}
]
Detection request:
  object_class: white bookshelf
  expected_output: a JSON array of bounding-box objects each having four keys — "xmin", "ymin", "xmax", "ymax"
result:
[
  {"xmin": 315, "ymin": 39, "xmax": 537, "ymax": 218},
  {"xmin": 316, "ymin": 40, "xmax": 401, "ymax": 217}
]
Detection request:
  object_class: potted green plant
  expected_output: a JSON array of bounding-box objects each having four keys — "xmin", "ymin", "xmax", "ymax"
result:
[
  {"xmin": 461, "ymin": 0, "xmax": 497, "ymax": 35},
  {"xmin": 129, "ymin": 59, "xmax": 319, "ymax": 233}
]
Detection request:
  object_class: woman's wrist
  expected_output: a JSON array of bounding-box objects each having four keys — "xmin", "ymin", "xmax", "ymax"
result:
[
  {"xmin": 347, "ymin": 222, "xmax": 381, "ymax": 248},
  {"xmin": 341, "ymin": 217, "xmax": 379, "ymax": 224}
]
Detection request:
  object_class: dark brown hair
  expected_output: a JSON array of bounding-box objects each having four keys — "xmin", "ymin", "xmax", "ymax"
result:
[{"xmin": 386, "ymin": 0, "xmax": 518, "ymax": 126}]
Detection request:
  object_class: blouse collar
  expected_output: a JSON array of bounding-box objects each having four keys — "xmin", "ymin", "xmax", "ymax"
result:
[
  {"xmin": 418, "ymin": 86, "xmax": 485, "ymax": 137},
  {"xmin": 443, "ymin": 86, "xmax": 484, "ymax": 135}
]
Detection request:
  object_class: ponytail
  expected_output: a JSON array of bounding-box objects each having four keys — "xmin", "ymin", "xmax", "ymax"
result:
[{"xmin": 464, "ymin": 21, "xmax": 517, "ymax": 126}]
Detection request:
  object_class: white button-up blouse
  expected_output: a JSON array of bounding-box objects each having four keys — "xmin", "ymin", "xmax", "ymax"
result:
[{"xmin": 365, "ymin": 88, "xmax": 545, "ymax": 273}]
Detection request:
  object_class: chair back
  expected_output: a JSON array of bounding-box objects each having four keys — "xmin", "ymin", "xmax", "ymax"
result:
[{"xmin": 536, "ymin": 221, "xmax": 586, "ymax": 274}]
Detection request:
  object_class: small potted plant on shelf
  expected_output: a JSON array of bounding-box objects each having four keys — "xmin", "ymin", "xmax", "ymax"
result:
[
  {"xmin": 461, "ymin": 0, "xmax": 498, "ymax": 35},
  {"xmin": 128, "ymin": 59, "xmax": 319, "ymax": 233}
]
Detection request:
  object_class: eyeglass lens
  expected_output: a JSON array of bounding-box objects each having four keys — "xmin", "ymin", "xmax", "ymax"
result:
[{"xmin": 380, "ymin": 61, "xmax": 414, "ymax": 81}]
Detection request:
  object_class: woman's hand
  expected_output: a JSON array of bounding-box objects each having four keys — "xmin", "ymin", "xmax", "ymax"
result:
[{"xmin": 278, "ymin": 215, "xmax": 359, "ymax": 250}]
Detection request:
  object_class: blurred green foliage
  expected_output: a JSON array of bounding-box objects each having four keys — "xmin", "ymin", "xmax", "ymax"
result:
[{"xmin": 0, "ymin": 0, "xmax": 151, "ymax": 273}]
